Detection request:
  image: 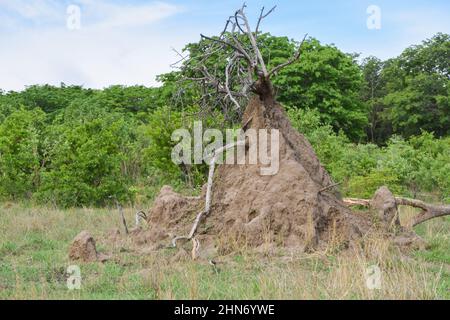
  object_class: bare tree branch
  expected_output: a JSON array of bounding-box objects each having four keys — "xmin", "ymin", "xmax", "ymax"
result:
[
  {"xmin": 342, "ymin": 198, "xmax": 371, "ymax": 207},
  {"xmin": 170, "ymin": 47, "xmax": 188, "ymax": 68},
  {"xmin": 395, "ymin": 197, "xmax": 450, "ymax": 226},
  {"xmin": 236, "ymin": 5, "xmax": 269, "ymax": 77},
  {"xmin": 200, "ymin": 34, "xmax": 252, "ymax": 63},
  {"xmin": 256, "ymin": 6, "xmax": 277, "ymax": 35},
  {"xmin": 113, "ymin": 199, "xmax": 128, "ymax": 235},
  {"xmin": 318, "ymin": 182, "xmax": 342, "ymax": 194},
  {"xmin": 172, "ymin": 5, "xmax": 308, "ymax": 120},
  {"xmin": 225, "ymin": 54, "xmax": 243, "ymax": 110},
  {"xmin": 269, "ymin": 34, "xmax": 308, "ymax": 76},
  {"xmin": 343, "ymin": 196, "xmax": 450, "ymax": 227}
]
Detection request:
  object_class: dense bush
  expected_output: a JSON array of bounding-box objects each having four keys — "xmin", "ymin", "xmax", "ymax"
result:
[
  {"xmin": 37, "ymin": 106, "xmax": 135, "ymax": 207},
  {"xmin": 288, "ymin": 107, "xmax": 449, "ymax": 201},
  {"xmin": 0, "ymin": 108, "xmax": 46, "ymax": 199}
]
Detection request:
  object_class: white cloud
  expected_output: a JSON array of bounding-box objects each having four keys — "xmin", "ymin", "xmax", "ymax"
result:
[
  {"xmin": 79, "ymin": 1, "xmax": 182, "ymax": 29},
  {"xmin": 0, "ymin": 0, "xmax": 61, "ymax": 21},
  {"xmin": 337, "ymin": 6, "xmax": 450, "ymax": 61},
  {"xmin": 0, "ymin": 28, "xmax": 193, "ymax": 91},
  {"xmin": 384, "ymin": 7, "xmax": 450, "ymax": 53},
  {"xmin": 0, "ymin": 0, "xmax": 182, "ymax": 27},
  {"xmin": 0, "ymin": 1, "xmax": 192, "ymax": 91}
]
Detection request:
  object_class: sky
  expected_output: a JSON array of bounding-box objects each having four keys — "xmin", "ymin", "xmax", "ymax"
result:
[{"xmin": 0, "ymin": 0, "xmax": 449, "ymax": 91}]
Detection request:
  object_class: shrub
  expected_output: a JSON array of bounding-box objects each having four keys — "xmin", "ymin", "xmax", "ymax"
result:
[
  {"xmin": 37, "ymin": 107, "xmax": 134, "ymax": 207},
  {"xmin": 0, "ymin": 108, "xmax": 46, "ymax": 199}
]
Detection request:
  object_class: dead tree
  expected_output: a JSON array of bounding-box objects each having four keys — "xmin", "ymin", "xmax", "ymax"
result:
[{"xmin": 173, "ymin": 4, "xmax": 307, "ymax": 119}]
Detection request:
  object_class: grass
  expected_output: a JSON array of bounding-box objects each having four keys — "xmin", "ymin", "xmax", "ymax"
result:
[{"xmin": 0, "ymin": 202, "xmax": 448, "ymax": 300}]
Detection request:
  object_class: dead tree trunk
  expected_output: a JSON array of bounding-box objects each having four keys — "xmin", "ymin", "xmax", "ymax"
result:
[
  {"xmin": 343, "ymin": 187, "xmax": 450, "ymax": 227},
  {"xmin": 395, "ymin": 198, "xmax": 450, "ymax": 226}
]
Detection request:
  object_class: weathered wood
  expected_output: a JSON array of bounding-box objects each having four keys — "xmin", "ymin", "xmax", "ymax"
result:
[
  {"xmin": 343, "ymin": 194, "xmax": 450, "ymax": 227},
  {"xmin": 395, "ymin": 197, "xmax": 450, "ymax": 226},
  {"xmin": 343, "ymin": 198, "xmax": 371, "ymax": 207}
]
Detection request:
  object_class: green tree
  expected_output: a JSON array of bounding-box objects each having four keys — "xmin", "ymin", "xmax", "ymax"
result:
[
  {"xmin": 88, "ymin": 85, "xmax": 162, "ymax": 119},
  {"xmin": 382, "ymin": 33, "xmax": 450, "ymax": 138},
  {"xmin": 38, "ymin": 104, "xmax": 134, "ymax": 207},
  {"xmin": 360, "ymin": 56, "xmax": 392, "ymax": 144},
  {"xmin": 272, "ymin": 37, "xmax": 367, "ymax": 141},
  {"xmin": 9, "ymin": 84, "xmax": 92, "ymax": 113},
  {"xmin": 0, "ymin": 108, "xmax": 46, "ymax": 199}
]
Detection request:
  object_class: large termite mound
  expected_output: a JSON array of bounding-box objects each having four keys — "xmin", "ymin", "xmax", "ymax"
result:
[{"xmin": 140, "ymin": 92, "xmax": 370, "ymax": 253}]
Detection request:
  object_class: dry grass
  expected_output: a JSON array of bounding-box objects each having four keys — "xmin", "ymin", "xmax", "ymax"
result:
[{"xmin": 0, "ymin": 202, "xmax": 448, "ymax": 300}]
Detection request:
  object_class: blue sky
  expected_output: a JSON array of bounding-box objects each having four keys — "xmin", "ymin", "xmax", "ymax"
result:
[{"xmin": 0, "ymin": 0, "xmax": 449, "ymax": 91}]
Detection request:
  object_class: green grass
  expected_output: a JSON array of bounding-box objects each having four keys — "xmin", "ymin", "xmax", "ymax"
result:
[
  {"xmin": 0, "ymin": 202, "xmax": 448, "ymax": 299},
  {"xmin": 413, "ymin": 214, "xmax": 450, "ymax": 298}
]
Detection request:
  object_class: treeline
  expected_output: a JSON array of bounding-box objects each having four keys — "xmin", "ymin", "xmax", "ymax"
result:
[{"xmin": 0, "ymin": 33, "xmax": 448, "ymax": 207}]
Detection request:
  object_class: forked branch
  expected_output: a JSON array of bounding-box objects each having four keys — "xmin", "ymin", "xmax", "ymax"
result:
[
  {"xmin": 235, "ymin": 4, "xmax": 269, "ymax": 77},
  {"xmin": 256, "ymin": 6, "xmax": 277, "ymax": 35},
  {"xmin": 269, "ymin": 34, "xmax": 308, "ymax": 76},
  {"xmin": 395, "ymin": 197, "xmax": 450, "ymax": 226},
  {"xmin": 343, "ymin": 196, "xmax": 450, "ymax": 227}
]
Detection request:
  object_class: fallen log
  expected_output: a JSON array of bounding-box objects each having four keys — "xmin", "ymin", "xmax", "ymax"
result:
[
  {"xmin": 395, "ymin": 197, "xmax": 450, "ymax": 226},
  {"xmin": 342, "ymin": 198, "xmax": 371, "ymax": 207},
  {"xmin": 343, "ymin": 191, "xmax": 450, "ymax": 227}
]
